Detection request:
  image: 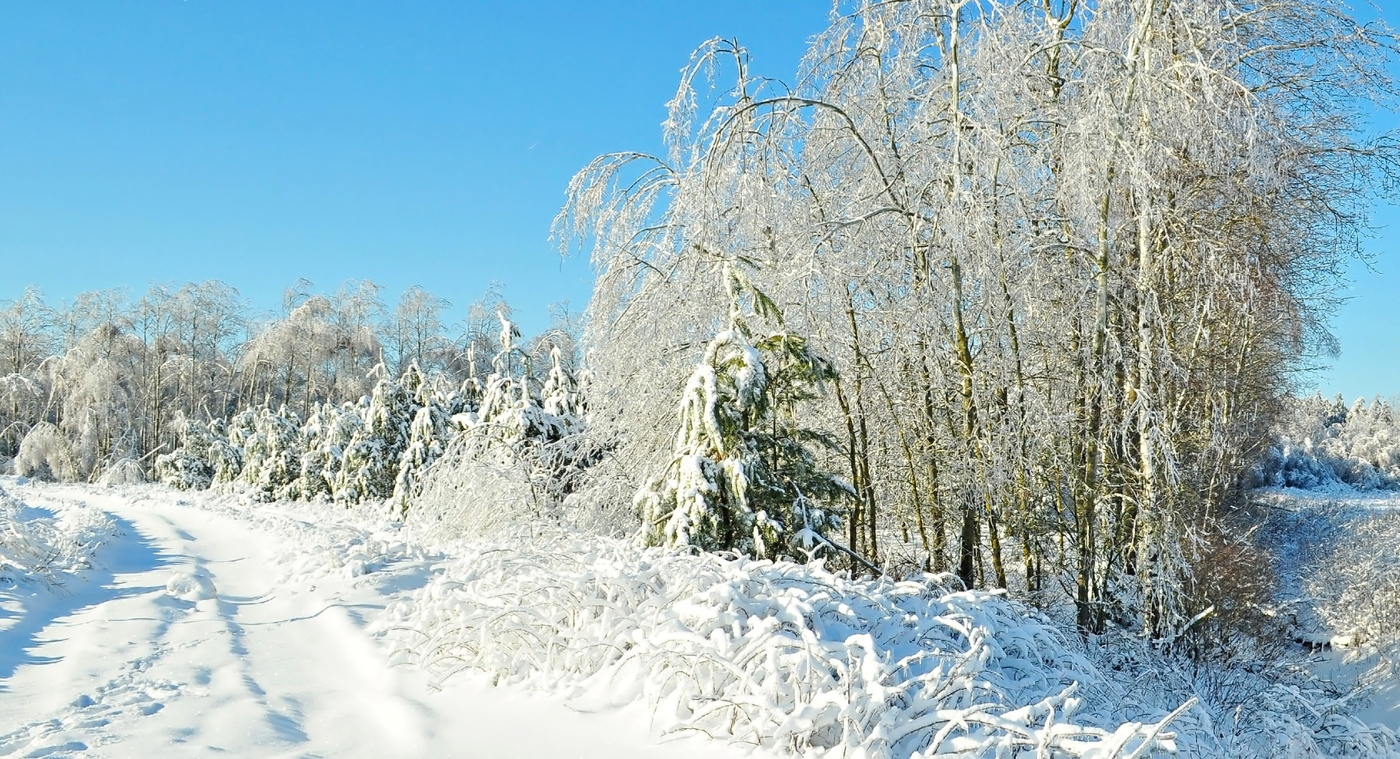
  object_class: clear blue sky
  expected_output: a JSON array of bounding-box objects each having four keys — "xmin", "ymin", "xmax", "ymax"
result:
[
  {"xmin": 0, "ymin": 1, "xmax": 829, "ymax": 332},
  {"xmin": 0, "ymin": 1, "xmax": 1395, "ymax": 399}
]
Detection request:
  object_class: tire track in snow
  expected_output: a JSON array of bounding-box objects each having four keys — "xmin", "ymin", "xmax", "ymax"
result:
[
  {"xmin": 0, "ymin": 483, "xmax": 768, "ymax": 758},
  {"xmin": 0, "ymin": 487, "xmax": 362, "ymax": 755}
]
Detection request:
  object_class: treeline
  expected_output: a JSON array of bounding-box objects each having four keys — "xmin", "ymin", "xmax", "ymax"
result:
[
  {"xmin": 559, "ymin": 0, "xmax": 1396, "ymax": 637},
  {"xmin": 1254, "ymin": 395, "xmax": 1400, "ymax": 491},
  {"xmin": 4, "ymin": 0, "xmax": 1395, "ymax": 651},
  {"xmin": 0, "ymin": 280, "xmax": 581, "ymax": 493}
]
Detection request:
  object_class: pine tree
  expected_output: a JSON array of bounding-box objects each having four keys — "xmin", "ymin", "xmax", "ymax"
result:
[
  {"xmin": 636, "ymin": 267, "xmax": 847, "ymax": 561},
  {"xmin": 541, "ymin": 344, "xmax": 584, "ymax": 425},
  {"xmin": 155, "ymin": 416, "xmax": 218, "ymax": 490},
  {"xmin": 234, "ymin": 406, "xmax": 302, "ymax": 501},
  {"xmin": 390, "ymin": 402, "xmax": 450, "ymax": 518},
  {"xmin": 335, "ymin": 368, "xmax": 415, "ymax": 504},
  {"xmin": 388, "ymin": 363, "xmax": 456, "ymax": 517}
]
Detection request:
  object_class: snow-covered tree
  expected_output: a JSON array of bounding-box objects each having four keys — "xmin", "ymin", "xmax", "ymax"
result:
[
  {"xmin": 155, "ymin": 417, "xmax": 219, "ymax": 490},
  {"xmin": 0, "ymin": 373, "xmax": 44, "ymax": 464},
  {"xmin": 385, "ymin": 286, "xmax": 451, "ymax": 377},
  {"xmin": 559, "ymin": 0, "xmax": 1398, "ymax": 632},
  {"xmin": 390, "ymin": 399, "xmax": 451, "ymax": 518},
  {"xmin": 14, "ymin": 422, "xmax": 78, "ymax": 482},
  {"xmin": 635, "ymin": 268, "xmax": 846, "ymax": 561},
  {"xmin": 230, "ymin": 406, "xmax": 303, "ymax": 501},
  {"xmin": 335, "ymin": 368, "xmax": 414, "ymax": 504}
]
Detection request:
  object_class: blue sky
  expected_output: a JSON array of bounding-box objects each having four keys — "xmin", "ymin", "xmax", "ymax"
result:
[
  {"xmin": 0, "ymin": 1, "xmax": 1396, "ymax": 399},
  {"xmin": 0, "ymin": 1, "xmax": 829, "ymax": 330}
]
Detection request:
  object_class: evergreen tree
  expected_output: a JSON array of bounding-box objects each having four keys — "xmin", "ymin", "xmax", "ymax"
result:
[
  {"xmin": 636, "ymin": 267, "xmax": 847, "ymax": 561},
  {"xmin": 232, "ymin": 406, "xmax": 302, "ymax": 501},
  {"xmin": 335, "ymin": 368, "xmax": 415, "ymax": 504},
  {"xmin": 390, "ymin": 402, "xmax": 451, "ymax": 518},
  {"xmin": 155, "ymin": 417, "xmax": 218, "ymax": 491}
]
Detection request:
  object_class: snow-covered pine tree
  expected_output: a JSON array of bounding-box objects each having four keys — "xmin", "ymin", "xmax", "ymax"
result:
[
  {"xmin": 205, "ymin": 417, "xmax": 243, "ymax": 486},
  {"xmin": 292, "ymin": 402, "xmax": 336, "ymax": 500},
  {"xmin": 636, "ymin": 266, "xmax": 847, "ymax": 562},
  {"xmin": 388, "ymin": 363, "xmax": 455, "ymax": 517},
  {"xmin": 390, "ymin": 401, "xmax": 450, "ymax": 518},
  {"xmin": 335, "ymin": 367, "xmax": 415, "ymax": 504},
  {"xmin": 541, "ymin": 344, "xmax": 584, "ymax": 425},
  {"xmin": 233, "ymin": 406, "xmax": 302, "ymax": 501},
  {"xmin": 300, "ymin": 400, "xmax": 358, "ymax": 501},
  {"xmin": 155, "ymin": 416, "xmax": 218, "ymax": 490}
]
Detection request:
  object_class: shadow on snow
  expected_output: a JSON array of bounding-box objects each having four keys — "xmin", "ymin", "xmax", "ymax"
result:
[{"xmin": 0, "ymin": 511, "xmax": 170, "ymax": 686}]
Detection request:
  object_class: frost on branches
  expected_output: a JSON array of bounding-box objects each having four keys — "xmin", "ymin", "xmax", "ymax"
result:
[
  {"xmin": 407, "ymin": 314, "xmax": 594, "ymax": 539},
  {"xmin": 636, "ymin": 267, "xmax": 848, "ymax": 562}
]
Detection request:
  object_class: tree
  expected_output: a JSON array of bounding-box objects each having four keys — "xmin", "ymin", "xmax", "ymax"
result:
[
  {"xmin": 335, "ymin": 368, "xmax": 414, "ymax": 504},
  {"xmin": 385, "ymin": 286, "xmax": 451, "ymax": 377},
  {"xmin": 635, "ymin": 267, "xmax": 847, "ymax": 561},
  {"xmin": 559, "ymin": 0, "xmax": 1398, "ymax": 633}
]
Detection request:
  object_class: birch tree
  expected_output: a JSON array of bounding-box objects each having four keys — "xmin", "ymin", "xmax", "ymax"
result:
[{"xmin": 559, "ymin": 0, "xmax": 1397, "ymax": 634}]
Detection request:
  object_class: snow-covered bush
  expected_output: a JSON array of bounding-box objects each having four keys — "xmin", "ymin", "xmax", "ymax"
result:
[
  {"xmin": 1078, "ymin": 624, "xmax": 1400, "ymax": 758},
  {"xmin": 1289, "ymin": 504, "xmax": 1400, "ymax": 678},
  {"xmin": 400, "ymin": 436, "xmax": 544, "ymax": 541},
  {"xmin": 98, "ymin": 457, "xmax": 145, "ymax": 486},
  {"xmin": 0, "ymin": 483, "xmax": 117, "ymax": 585},
  {"xmin": 291, "ymin": 401, "xmax": 360, "ymax": 500},
  {"xmin": 382, "ymin": 536, "xmax": 1192, "ymax": 758},
  {"xmin": 15, "ymin": 421, "xmax": 79, "ymax": 482},
  {"xmin": 408, "ymin": 314, "xmax": 593, "ymax": 531}
]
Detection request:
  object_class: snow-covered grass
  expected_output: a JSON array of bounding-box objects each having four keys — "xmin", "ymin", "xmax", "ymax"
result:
[
  {"xmin": 9, "ymin": 475, "xmax": 1400, "ymax": 758},
  {"xmin": 0, "ymin": 478, "xmax": 116, "ymax": 587},
  {"xmin": 379, "ymin": 537, "xmax": 1191, "ymax": 758}
]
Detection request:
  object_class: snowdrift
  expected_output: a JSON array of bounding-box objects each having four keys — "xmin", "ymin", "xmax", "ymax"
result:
[{"xmin": 381, "ymin": 537, "xmax": 1189, "ymax": 758}]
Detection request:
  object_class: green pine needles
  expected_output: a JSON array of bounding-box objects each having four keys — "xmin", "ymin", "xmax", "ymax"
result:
[{"xmin": 637, "ymin": 266, "xmax": 850, "ymax": 562}]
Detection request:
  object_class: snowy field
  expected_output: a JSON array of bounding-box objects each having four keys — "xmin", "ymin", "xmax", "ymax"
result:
[{"xmin": 5, "ymin": 477, "xmax": 1400, "ymax": 757}]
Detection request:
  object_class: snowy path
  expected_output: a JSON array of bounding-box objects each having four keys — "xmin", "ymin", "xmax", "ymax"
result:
[{"xmin": 0, "ymin": 483, "xmax": 751, "ymax": 758}]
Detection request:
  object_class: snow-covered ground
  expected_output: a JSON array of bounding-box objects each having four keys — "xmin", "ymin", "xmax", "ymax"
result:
[
  {"xmin": 9, "ymin": 477, "xmax": 1400, "ymax": 757},
  {"xmin": 1255, "ymin": 487, "xmax": 1400, "ymax": 732},
  {"xmin": 0, "ymin": 477, "xmax": 752, "ymax": 758}
]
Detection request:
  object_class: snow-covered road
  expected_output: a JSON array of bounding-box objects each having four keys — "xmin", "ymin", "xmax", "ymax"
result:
[{"xmin": 0, "ymin": 481, "xmax": 749, "ymax": 758}]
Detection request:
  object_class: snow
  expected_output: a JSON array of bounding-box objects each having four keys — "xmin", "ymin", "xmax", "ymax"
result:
[
  {"xmin": 379, "ymin": 537, "xmax": 1189, "ymax": 757},
  {"xmin": 1254, "ymin": 485, "xmax": 1400, "ymax": 741},
  {"xmin": 0, "ymin": 478, "xmax": 753, "ymax": 758},
  {"xmin": 14, "ymin": 476, "xmax": 1399, "ymax": 757}
]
